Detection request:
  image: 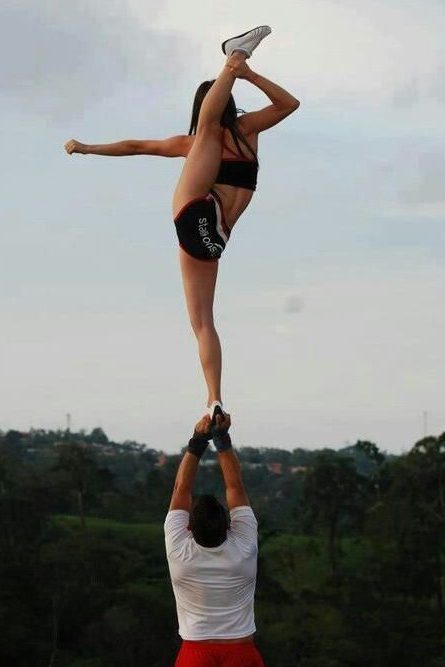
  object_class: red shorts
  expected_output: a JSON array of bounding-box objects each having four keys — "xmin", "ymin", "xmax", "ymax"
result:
[{"xmin": 174, "ymin": 640, "xmax": 265, "ymax": 667}]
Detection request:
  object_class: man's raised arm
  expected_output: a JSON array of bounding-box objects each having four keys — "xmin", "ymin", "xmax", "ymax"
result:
[
  {"xmin": 213, "ymin": 415, "xmax": 250, "ymax": 510},
  {"xmin": 168, "ymin": 415, "xmax": 212, "ymax": 512}
]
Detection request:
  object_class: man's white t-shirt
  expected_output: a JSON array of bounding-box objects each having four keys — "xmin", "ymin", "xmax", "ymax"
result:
[{"xmin": 164, "ymin": 505, "xmax": 258, "ymax": 640}]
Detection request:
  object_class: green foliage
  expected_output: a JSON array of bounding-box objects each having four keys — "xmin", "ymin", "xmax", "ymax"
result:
[
  {"xmin": 1, "ymin": 427, "xmax": 445, "ymax": 666},
  {"xmin": 262, "ymin": 534, "xmax": 328, "ymax": 596}
]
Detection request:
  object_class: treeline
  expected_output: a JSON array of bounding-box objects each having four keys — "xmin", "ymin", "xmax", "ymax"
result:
[{"xmin": 0, "ymin": 427, "xmax": 444, "ymax": 666}]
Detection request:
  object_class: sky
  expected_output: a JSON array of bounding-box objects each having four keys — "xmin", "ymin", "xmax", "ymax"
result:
[{"xmin": 1, "ymin": 0, "xmax": 444, "ymax": 453}]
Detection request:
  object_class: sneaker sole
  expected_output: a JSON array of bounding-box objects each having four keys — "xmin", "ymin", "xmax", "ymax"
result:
[{"xmin": 221, "ymin": 25, "xmax": 271, "ymax": 56}]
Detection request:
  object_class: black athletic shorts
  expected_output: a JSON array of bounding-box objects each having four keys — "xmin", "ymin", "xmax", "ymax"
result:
[{"xmin": 174, "ymin": 190, "xmax": 230, "ymax": 261}]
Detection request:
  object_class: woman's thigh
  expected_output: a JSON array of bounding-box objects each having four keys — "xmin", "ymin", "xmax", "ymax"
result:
[
  {"xmin": 173, "ymin": 126, "xmax": 223, "ymax": 218},
  {"xmin": 179, "ymin": 248, "xmax": 219, "ymax": 328}
]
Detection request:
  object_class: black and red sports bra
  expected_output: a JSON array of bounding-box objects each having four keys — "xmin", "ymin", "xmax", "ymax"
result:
[{"xmin": 215, "ymin": 139, "xmax": 258, "ymax": 191}]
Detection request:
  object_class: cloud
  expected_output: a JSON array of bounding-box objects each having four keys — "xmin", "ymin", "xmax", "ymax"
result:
[
  {"xmin": 128, "ymin": 0, "xmax": 445, "ymax": 105},
  {"xmin": 2, "ymin": 0, "xmax": 443, "ymax": 119},
  {"xmin": 0, "ymin": 0, "xmax": 188, "ymax": 118},
  {"xmin": 132, "ymin": 0, "xmax": 445, "ymax": 108}
]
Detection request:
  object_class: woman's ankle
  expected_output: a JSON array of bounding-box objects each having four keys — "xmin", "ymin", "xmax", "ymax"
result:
[
  {"xmin": 226, "ymin": 52, "xmax": 248, "ymax": 67},
  {"xmin": 207, "ymin": 398, "xmax": 223, "ymax": 408}
]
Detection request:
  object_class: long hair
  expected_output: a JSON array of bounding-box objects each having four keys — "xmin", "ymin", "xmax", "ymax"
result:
[
  {"xmin": 189, "ymin": 494, "xmax": 229, "ymax": 548},
  {"xmin": 188, "ymin": 80, "xmax": 258, "ymax": 165}
]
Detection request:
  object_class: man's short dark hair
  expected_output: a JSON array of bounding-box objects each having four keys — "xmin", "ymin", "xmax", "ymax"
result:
[{"xmin": 189, "ymin": 494, "xmax": 229, "ymax": 547}]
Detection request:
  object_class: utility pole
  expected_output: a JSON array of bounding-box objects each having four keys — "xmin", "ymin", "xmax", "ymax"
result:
[{"xmin": 66, "ymin": 413, "xmax": 71, "ymax": 433}]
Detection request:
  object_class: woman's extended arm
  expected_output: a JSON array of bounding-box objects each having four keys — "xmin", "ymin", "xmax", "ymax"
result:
[
  {"xmin": 64, "ymin": 135, "xmax": 190, "ymax": 157},
  {"xmin": 230, "ymin": 61, "xmax": 300, "ymax": 134}
]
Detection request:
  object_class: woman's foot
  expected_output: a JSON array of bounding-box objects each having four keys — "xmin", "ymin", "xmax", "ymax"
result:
[
  {"xmin": 221, "ymin": 25, "xmax": 271, "ymax": 58},
  {"xmin": 207, "ymin": 400, "xmax": 226, "ymax": 426}
]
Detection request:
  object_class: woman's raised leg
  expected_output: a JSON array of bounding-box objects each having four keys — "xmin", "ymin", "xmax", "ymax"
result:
[
  {"xmin": 173, "ymin": 52, "xmax": 247, "ymax": 217},
  {"xmin": 179, "ymin": 249, "xmax": 222, "ymax": 407}
]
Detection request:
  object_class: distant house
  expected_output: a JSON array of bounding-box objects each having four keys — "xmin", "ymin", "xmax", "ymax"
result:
[
  {"xmin": 290, "ymin": 466, "xmax": 307, "ymax": 474},
  {"xmin": 99, "ymin": 447, "xmax": 117, "ymax": 457},
  {"xmin": 200, "ymin": 459, "xmax": 218, "ymax": 467},
  {"xmin": 267, "ymin": 462, "xmax": 283, "ymax": 475},
  {"xmin": 155, "ymin": 453, "xmax": 167, "ymax": 468}
]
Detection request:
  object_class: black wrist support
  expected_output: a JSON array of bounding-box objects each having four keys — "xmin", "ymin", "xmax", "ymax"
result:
[
  {"xmin": 187, "ymin": 434, "xmax": 209, "ymax": 459},
  {"xmin": 212, "ymin": 429, "xmax": 232, "ymax": 453}
]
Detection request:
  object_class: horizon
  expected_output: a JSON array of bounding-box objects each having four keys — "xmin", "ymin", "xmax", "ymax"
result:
[{"xmin": 3, "ymin": 421, "xmax": 440, "ymax": 457}]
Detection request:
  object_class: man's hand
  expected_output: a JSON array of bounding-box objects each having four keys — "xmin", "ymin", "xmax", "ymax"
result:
[
  {"xmin": 194, "ymin": 414, "xmax": 212, "ymax": 438},
  {"xmin": 214, "ymin": 413, "xmax": 231, "ymax": 432},
  {"xmin": 212, "ymin": 413, "xmax": 232, "ymax": 453}
]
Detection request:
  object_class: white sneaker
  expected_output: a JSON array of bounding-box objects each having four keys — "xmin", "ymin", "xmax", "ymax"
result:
[
  {"xmin": 222, "ymin": 25, "xmax": 272, "ymax": 58},
  {"xmin": 208, "ymin": 401, "xmax": 225, "ymax": 424}
]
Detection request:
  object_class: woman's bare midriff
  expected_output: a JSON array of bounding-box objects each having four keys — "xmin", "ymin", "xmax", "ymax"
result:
[
  {"xmin": 212, "ymin": 125, "xmax": 257, "ymax": 230},
  {"xmin": 195, "ymin": 635, "xmax": 254, "ymax": 644},
  {"xmin": 211, "ymin": 183, "xmax": 253, "ymax": 231}
]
